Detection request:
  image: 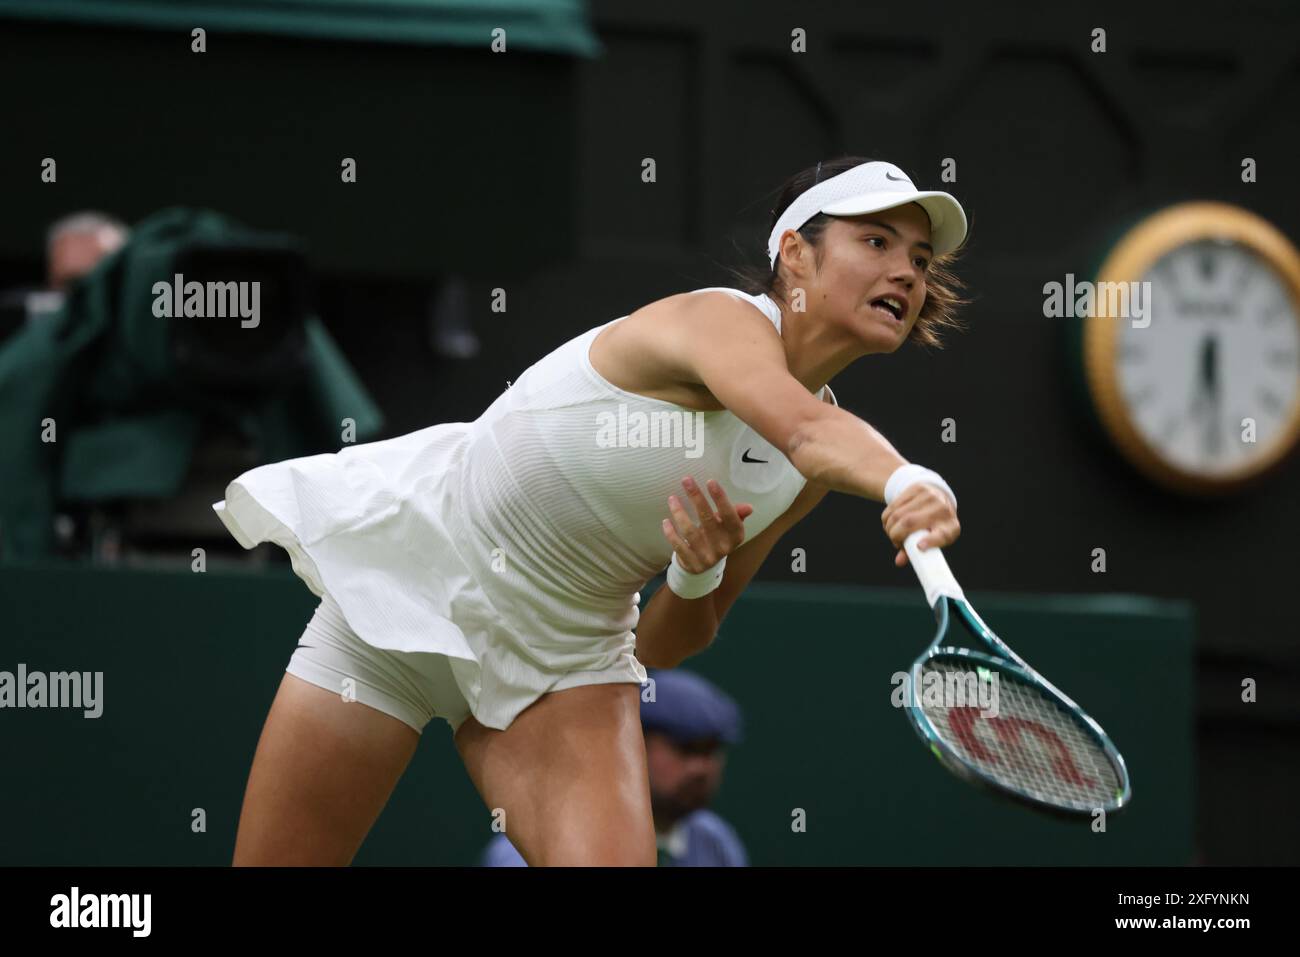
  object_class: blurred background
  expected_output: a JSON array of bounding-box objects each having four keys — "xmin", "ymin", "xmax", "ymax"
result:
[{"xmin": 0, "ymin": 0, "xmax": 1296, "ymax": 865}]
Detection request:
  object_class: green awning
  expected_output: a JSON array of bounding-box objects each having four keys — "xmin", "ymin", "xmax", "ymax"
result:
[{"xmin": 0, "ymin": 0, "xmax": 602, "ymax": 57}]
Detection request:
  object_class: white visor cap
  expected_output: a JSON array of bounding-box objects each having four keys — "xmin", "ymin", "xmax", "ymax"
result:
[{"xmin": 767, "ymin": 161, "xmax": 968, "ymax": 268}]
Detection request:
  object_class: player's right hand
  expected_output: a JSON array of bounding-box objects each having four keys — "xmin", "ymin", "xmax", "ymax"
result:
[{"xmin": 881, "ymin": 483, "xmax": 959, "ymax": 567}]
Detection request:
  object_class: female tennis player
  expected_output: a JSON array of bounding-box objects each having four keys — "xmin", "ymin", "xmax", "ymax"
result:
[{"xmin": 214, "ymin": 156, "xmax": 969, "ymax": 866}]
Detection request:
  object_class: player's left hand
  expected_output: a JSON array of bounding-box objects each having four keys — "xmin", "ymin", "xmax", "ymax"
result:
[
  {"xmin": 661, "ymin": 476, "xmax": 754, "ymax": 572},
  {"xmin": 881, "ymin": 483, "xmax": 960, "ymax": 567}
]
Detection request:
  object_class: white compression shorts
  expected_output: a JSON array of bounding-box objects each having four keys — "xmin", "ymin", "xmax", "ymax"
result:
[{"xmin": 287, "ymin": 592, "xmax": 473, "ymax": 736}]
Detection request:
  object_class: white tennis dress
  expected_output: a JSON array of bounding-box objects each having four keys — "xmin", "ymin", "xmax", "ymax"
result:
[{"xmin": 213, "ymin": 286, "xmax": 837, "ymax": 730}]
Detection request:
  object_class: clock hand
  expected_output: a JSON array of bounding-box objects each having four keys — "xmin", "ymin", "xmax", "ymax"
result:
[
  {"xmin": 1200, "ymin": 335, "xmax": 1222, "ymax": 457},
  {"xmin": 1189, "ymin": 334, "xmax": 1211, "ymax": 417},
  {"xmin": 1203, "ymin": 334, "xmax": 1218, "ymax": 394}
]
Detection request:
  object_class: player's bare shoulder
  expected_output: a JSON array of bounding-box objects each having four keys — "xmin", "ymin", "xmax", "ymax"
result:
[
  {"xmin": 677, "ymin": 290, "xmax": 786, "ymax": 343},
  {"xmin": 589, "ymin": 290, "xmax": 781, "ymax": 411}
]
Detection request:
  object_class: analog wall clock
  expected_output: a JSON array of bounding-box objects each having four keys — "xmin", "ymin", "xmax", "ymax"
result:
[{"xmin": 1081, "ymin": 202, "xmax": 1300, "ymax": 495}]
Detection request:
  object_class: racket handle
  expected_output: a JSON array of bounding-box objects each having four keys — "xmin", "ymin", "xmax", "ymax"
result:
[{"xmin": 903, "ymin": 529, "xmax": 965, "ymax": 607}]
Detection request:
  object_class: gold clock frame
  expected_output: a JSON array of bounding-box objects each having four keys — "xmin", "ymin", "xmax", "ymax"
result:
[{"xmin": 1082, "ymin": 201, "xmax": 1300, "ymax": 495}]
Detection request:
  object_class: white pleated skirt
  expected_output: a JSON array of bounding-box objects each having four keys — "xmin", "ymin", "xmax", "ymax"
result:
[{"xmin": 212, "ymin": 421, "xmax": 645, "ymax": 731}]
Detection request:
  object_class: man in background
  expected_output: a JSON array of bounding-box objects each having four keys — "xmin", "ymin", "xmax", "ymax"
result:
[
  {"xmin": 0, "ymin": 211, "xmax": 130, "ymax": 343},
  {"xmin": 46, "ymin": 211, "xmax": 129, "ymax": 291},
  {"xmin": 481, "ymin": 668, "xmax": 748, "ymax": 866}
]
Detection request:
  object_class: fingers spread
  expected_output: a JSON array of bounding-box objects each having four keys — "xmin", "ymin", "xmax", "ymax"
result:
[
  {"xmin": 679, "ymin": 476, "xmax": 715, "ymax": 525},
  {"xmin": 665, "ymin": 478, "xmax": 752, "ymax": 571},
  {"xmin": 661, "ymin": 518, "xmax": 696, "ymax": 565},
  {"xmin": 706, "ymin": 479, "xmax": 747, "ymax": 539},
  {"xmin": 666, "ymin": 494, "xmax": 696, "ymax": 541}
]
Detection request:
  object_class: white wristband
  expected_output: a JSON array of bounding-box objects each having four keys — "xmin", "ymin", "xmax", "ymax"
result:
[
  {"xmin": 666, "ymin": 552, "xmax": 726, "ymax": 599},
  {"xmin": 884, "ymin": 464, "xmax": 957, "ymax": 510}
]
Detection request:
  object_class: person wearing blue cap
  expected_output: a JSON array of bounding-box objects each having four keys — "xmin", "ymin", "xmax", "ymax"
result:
[{"xmin": 482, "ymin": 668, "xmax": 747, "ymax": 867}]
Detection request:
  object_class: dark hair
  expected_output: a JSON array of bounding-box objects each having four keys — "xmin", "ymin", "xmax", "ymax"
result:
[{"xmin": 724, "ymin": 155, "xmax": 970, "ymax": 349}]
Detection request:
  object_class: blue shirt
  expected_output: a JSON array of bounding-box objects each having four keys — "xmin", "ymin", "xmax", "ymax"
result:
[{"xmin": 480, "ymin": 809, "xmax": 748, "ymax": 867}]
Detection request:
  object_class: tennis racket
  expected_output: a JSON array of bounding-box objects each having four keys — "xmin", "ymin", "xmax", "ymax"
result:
[{"xmin": 900, "ymin": 530, "xmax": 1132, "ymax": 817}]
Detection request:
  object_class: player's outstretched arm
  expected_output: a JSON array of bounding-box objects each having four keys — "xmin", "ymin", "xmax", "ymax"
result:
[
  {"xmin": 674, "ymin": 292, "xmax": 960, "ymax": 563},
  {"xmin": 675, "ymin": 292, "xmax": 906, "ymax": 503}
]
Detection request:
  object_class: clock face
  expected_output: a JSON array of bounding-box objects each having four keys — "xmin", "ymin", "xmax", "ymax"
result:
[
  {"xmin": 1083, "ymin": 202, "xmax": 1300, "ymax": 494},
  {"xmin": 1117, "ymin": 239, "xmax": 1300, "ymax": 478}
]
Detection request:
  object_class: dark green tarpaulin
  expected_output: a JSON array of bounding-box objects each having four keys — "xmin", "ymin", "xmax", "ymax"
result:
[
  {"xmin": 0, "ymin": 207, "xmax": 384, "ymax": 561},
  {"xmin": 0, "ymin": 0, "xmax": 602, "ymax": 57}
]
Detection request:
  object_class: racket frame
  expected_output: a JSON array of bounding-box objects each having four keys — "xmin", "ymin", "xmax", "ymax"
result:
[{"xmin": 900, "ymin": 530, "xmax": 1133, "ymax": 818}]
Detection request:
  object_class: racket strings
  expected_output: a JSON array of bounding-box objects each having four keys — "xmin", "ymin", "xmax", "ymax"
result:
[{"xmin": 918, "ymin": 658, "xmax": 1121, "ymax": 811}]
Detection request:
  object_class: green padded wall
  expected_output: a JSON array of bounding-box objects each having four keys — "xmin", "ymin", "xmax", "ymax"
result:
[{"xmin": 0, "ymin": 562, "xmax": 1193, "ymax": 865}]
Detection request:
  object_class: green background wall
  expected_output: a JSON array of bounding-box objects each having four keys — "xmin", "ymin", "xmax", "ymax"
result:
[{"xmin": 0, "ymin": 562, "xmax": 1193, "ymax": 865}]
